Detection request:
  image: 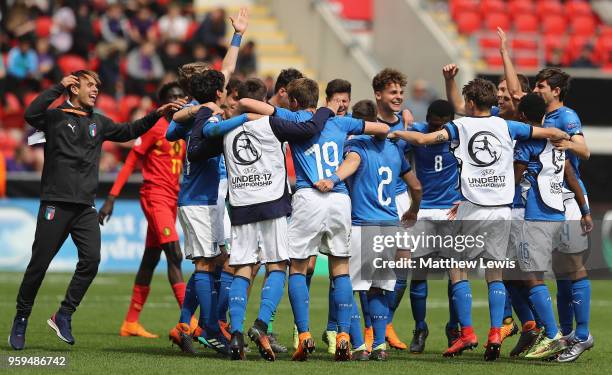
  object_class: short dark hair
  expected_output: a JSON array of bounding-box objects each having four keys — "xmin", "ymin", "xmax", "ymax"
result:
[
  {"xmin": 325, "ymin": 79, "xmax": 351, "ymax": 100},
  {"xmin": 351, "ymin": 100, "xmax": 377, "ymax": 122},
  {"xmin": 535, "ymin": 67, "xmax": 571, "ymax": 101},
  {"xmin": 190, "ymin": 70, "xmax": 225, "ymax": 104},
  {"xmin": 72, "ymin": 69, "xmax": 101, "ymax": 87},
  {"xmin": 178, "ymin": 62, "xmax": 210, "ymax": 94},
  {"xmin": 462, "ymin": 78, "xmax": 498, "ymax": 110},
  {"xmin": 286, "ymin": 78, "xmax": 319, "ymax": 109},
  {"xmin": 237, "ymin": 78, "xmax": 267, "ymax": 101},
  {"xmin": 499, "ymin": 74, "xmax": 530, "ymax": 93},
  {"xmin": 426, "ymin": 99, "xmax": 454, "ymax": 120},
  {"xmin": 372, "ymin": 68, "xmax": 407, "ymax": 92},
  {"xmin": 518, "ymin": 93, "xmax": 547, "ymax": 124},
  {"xmin": 274, "ymin": 68, "xmax": 304, "ymax": 94},
  {"xmin": 157, "ymin": 81, "xmax": 183, "ymax": 103},
  {"xmin": 226, "ymin": 76, "xmax": 242, "ymax": 95}
]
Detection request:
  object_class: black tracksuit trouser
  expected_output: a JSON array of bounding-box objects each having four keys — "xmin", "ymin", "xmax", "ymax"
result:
[{"xmin": 16, "ymin": 201, "xmax": 101, "ymax": 318}]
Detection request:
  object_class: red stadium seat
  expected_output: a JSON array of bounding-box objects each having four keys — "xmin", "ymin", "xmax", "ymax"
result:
[
  {"xmin": 35, "ymin": 17, "xmax": 53, "ymax": 38},
  {"xmin": 338, "ymin": 0, "xmax": 372, "ymax": 21},
  {"xmin": 485, "ymin": 53, "xmax": 503, "ymax": 67},
  {"xmin": 600, "ymin": 25, "xmax": 612, "ymax": 37},
  {"xmin": 594, "ymin": 35, "xmax": 612, "ymax": 65},
  {"xmin": 479, "ymin": 35, "xmax": 500, "ymax": 49},
  {"xmin": 24, "ymin": 92, "xmax": 39, "ymax": 108},
  {"xmin": 565, "ymin": 0, "xmax": 593, "ymax": 17},
  {"xmin": 96, "ymin": 94, "xmax": 117, "ymax": 115},
  {"xmin": 456, "ymin": 11, "xmax": 481, "ymax": 34},
  {"xmin": 515, "ymin": 56, "xmax": 540, "ymax": 68},
  {"xmin": 484, "ymin": 13, "xmax": 510, "ymax": 31},
  {"xmin": 512, "ymin": 37, "xmax": 539, "ymax": 51},
  {"xmin": 542, "ymin": 14, "xmax": 566, "ymax": 34},
  {"xmin": 450, "ymin": 0, "xmax": 479, "ymax": 20},
  {"xmin": 536, "ymin": 0, "xmax": 564, "ymax": 17},
  {"xmin": 514, "ymin": 14, "xmax": 539, "ymax": 33},
  {"xmin": 480, "ymin": 0, "xmax": 506, "ymax": 14},
  {"xmin": 543, "ymin": 33, "xmax": 566, "ymax": 61},
  {"xmin": 571, "ymin": 16, "xmax": 597, "ymax": 37},
  {"xmin": 508, "ymin": 0, "xmax": 534, "ymax": 15},
  {"xmin": 566, "ymin": 35, "xmax": 590, "ymax": 62},
  {"xmin": 57, "ymin": 55, "xmax": 88, "ymax": 76},
  {"xmin": 119, "ymin": 95, "xmax": 142, "ymax": 122}
]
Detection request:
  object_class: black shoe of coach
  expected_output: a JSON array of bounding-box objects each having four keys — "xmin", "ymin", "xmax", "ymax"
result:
[{"xmin": 9, "ymin": 316, "xmax": 28, "ymax": 350}]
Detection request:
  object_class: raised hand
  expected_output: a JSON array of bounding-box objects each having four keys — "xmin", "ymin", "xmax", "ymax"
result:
[
  {"xmin": 497, "ymin": 27, "xmax": 508, "ymax": 52},
  {"xmin": 326, "ymin": 97, "xmax": 343, "ymax": 115},
  {"xmin": 442, "ymin": 64, "xmax": 459, "ymax": 81},
  {"xmin": 61, "ymin": 75, "xmax": 79, "ymax": 88},
  {"xmin": 230, "ymin": 7, "xmax": 249, "ymax": 35}
]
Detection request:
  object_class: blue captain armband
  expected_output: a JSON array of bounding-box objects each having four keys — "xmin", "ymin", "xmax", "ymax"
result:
[{"xmin": 231, "ymin": 33, "xmax": 242, "ymax": 47}]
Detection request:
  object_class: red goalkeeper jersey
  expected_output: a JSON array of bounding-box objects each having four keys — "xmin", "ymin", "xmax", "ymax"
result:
[{"xmin": 110, "ymin": 118, "xmax": 185, "ymax": 199}]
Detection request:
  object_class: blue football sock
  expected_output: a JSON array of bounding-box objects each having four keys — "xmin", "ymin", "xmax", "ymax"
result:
[
  {"xmin": 447, "ymin": 279, "xmax": 459, "ymax": 328},
  {"xmin": 506, "ymin": 283, "xmax": 535, "ymax": 325},
  {"xmin": 194, "ymin": 271, "xmax": 219, "ymax": 335},
  {"xmin": 333, "ymin": 274, "xmax": 353, "ymax": 334},
  {"xmin": 217, "ymin": 271, "xmax": 233, "ymax": 323},
  {"xmin": 488, "ymin": 281, "xmax": 506, "ymax": 328},
  {"xmin": 451, "ymin": 280, "xmax": 473, "ymax": 328},
  {"xmin": 410, "ymin": 280, "xmax": 428, "ymax": 330},
  {"xmin": 388, "ymin": 278, "xmax": 407, "ymax": 322},
  {"xmin": 229, "ymin": 275, "xmax": 250, "ymax": 333},
  {"xmin": 528, "ymin": 284, "xmax": 558, "ymax": 339},
  {"xmin": 258, "ymin": 271, "xmax": 286, "ymax": 324},
  {"xmin": 556, "ymin": 279, "xmax": 574, "ymax": 335},
  {"xmin": 359, "ymin": 291, "xmax": 372, "ymax": 328},
  {"xmin": 288, "ymin": 273, "xmax": 309, "ymax": 333},
  {"xmin": 179, "ymin": 274, "xmax": 198, "ymax": 324},
  {"xmin": 306, "ymin": 272, "xmax": 313, "ymax": 290},
  {"xmin": 349, "ymin": 295, "xmax": 365, "ymax": 348},
  {"xmin": 326, "ymin": 280, "xmax": 337, "ymax": 331},
  {"xmin": 368, "ymin": 292, "xmax": 389, "ymax": 348},
  {"xmin": 572, "ymin": 278, "xmax": 591, "ymax": 341},
  {"xmin": 503, "ymin": 283, "xmax": 513, "ymax": 319}
]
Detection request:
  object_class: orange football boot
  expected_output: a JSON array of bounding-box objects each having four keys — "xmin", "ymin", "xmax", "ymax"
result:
[{"xmin": 120, "ymin": 321, "xmax": 158, "ymax": 338}]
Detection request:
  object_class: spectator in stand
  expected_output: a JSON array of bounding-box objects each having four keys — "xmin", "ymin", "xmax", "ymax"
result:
[
  {"xmin": 97, "ymin": 44, "xmax": 122, "ymax": 96},
  {"xmin": 71, "ymin": 2, "xmax": 96, "ymax": 59},
  {"xmin": 129, "ymin": 7, "xmax": 157, "ymax": 45},
  {"xmin": 6, "ymin": 37, "xmax": 40, "ymax": 97},
  {"xmin": 6, "ymin": 144, "xmax": 38, "ymax": 172},
  {"xmin": 50, "ymin": 4, "xmax": 76, "ymax": 54},
  {"xmin": 0, "ymin": 53, "xmax": 6, "ymax": 106},
  {"xmin": 571, "ymin": 46, "xmax": 598, "ymax": 68},
  {"xmin": 403, "ymin": 79, "xmax": 436, "ymax": 123},
  {"xmin": 192, "ymin": 42, "xmax": 212, "ymax": 64},
  {"xmin": 100, "ymin": 3, "xmax": 130, "ymax": 53},
  {"xmin": 126, "ymin": 41, "xmax": 164, "ymax": 94},
  {"xmin": 36, "ymin": 38, "xmax": 60, "ymax": 83},
  {"xmin": 161, "ymin": 40, "xmax": 190, "ymax": 75},
  {"xmin": 195, "ymin": 7, "xmax": 227, "ymax": 58},
  {"xmin": 264, "ymin": 75, "xmax": 274, "ymax": 100},
  {"xmin": 547, "ymin": 48, "xmax": 564, "ymax": 68},
  {"xmin": 158, "ymin": 3, "xmax": 190, "ymax": 41},
  {"xmin": 237, "ymin": 40, "xmax": 257, "ymax": 76}
]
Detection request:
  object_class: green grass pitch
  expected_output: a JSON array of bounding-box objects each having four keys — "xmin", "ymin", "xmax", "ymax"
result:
[{"xmin": 1, "ymin": 273, "xmax": 610, "ymax": 374}]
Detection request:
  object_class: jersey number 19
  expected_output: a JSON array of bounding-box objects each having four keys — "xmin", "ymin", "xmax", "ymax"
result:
[{"xmin": 305, "ymin": 142, "xmax": 339, "ymax": 179}]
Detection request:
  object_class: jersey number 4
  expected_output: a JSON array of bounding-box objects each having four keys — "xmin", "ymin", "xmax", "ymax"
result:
[{"xmin": 305, "ymin": 142, "xmax": 339, "ymax": 179}]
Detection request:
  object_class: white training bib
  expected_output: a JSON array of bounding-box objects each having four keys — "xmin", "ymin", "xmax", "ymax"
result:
[
  {"xmin": 451, "ymin": 116, "xmax": 515, "ymax": 206},
  {"xmin": 536, "ymin": 140, "xmax": 565, "ymax": 212},
  {"xmin": 223, "ymin": 116, "xmax": 288, "ymax": 207}
]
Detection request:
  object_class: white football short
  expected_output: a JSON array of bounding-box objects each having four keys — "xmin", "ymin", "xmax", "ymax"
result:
[
  {"xmin": 288, "ymin": 188, "xmax": 351, "ymax": 259},
  {"xmin": 349, "ymin": 226, "xmax": 396, "ymax": 292},
  {"xmin": 414, "ymin": 208, "xmax": 453, "ymax": 258},
  {"xmin": 557, "ymin": 194, "xmax": 589, "ymax": 254},
  {"xmin": 216, "ymin": 178, "xmax": 231, "ymax": 249},
  {"xmin": 395, "ymin": 190, "xmax": 411, "ymax": 218},
  {"xmin": 229, "ymin": 217, "xmax": 289, "ymax": 266},
  {"xmin": 178, "ymin": 205, "xmax": 221, "ymax": 259},
  {"xmin": 518, "ymin": 220, "xmax": 563, "ymax": 272},
  {"xmin": 507, "ymin": 208, "xmax": 525, "ymax": 260}
]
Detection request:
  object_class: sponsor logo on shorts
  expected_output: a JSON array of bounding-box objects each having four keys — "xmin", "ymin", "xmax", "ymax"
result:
[{"xmin": 44, "ymin": 206, "xmax": 55, "ymax": 221}]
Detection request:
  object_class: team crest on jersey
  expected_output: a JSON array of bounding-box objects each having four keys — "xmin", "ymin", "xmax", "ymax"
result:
[
  {"xmin": 44, "ymin": 206, "xmax": 55, "ymax": 221},
  {"xmin": 467, "ymin": 131, "xmax": 502, "ymax": 167},
  {"xmin": 231, "ymin": 131, "xmax": 262, "ymax": 165},
  {"xmin": 89, "ymin": 123, "xmax": 97, "ymax": 137}
]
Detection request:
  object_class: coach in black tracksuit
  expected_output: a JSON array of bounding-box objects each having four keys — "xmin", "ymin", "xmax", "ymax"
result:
[{"xmin": 9, "ymin": 71, "xmax": 183, "ymax": 350}]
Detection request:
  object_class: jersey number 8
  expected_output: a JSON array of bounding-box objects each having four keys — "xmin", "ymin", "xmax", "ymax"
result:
[{"xmin": 434, "ymin": 155, "xmax": 443, "ymax": 172}]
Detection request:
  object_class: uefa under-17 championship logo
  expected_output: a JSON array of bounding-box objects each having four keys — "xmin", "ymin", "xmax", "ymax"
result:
[
  {"xmin": 467, "ymin": 131, "xmax": 502, "ymax": 167},
  {"xmin": 232, "ymin": 131, "xmax": 262, "ymax": 165}
]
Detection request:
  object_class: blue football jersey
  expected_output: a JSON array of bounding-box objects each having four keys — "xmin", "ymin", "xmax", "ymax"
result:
[
  {"xmin": 344, "ymin": 136, "xmax": 411, "ymax": 226},
  {"xmin": 514, "ymin": 139, "xmax": 565, "ymax": 221},
  {"xmin": 410, "ymin": 122, "xmax": 460, "ymax": 208},
  {"xmin": 378, "ymin": 114, "xmax": 410, "ymax": 196},
  {"xmin": 178, "ymin": 113, "xmax": 222, "ymax": 206},
  {"xmin": 543, "ymin": 106, "xmax": 586, "ymax": 195}
]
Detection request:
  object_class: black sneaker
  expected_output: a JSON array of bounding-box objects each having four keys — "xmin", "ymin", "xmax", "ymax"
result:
[
  {"xmin": 203, "ymin": 332, "xmax": 231, "ymax": 356},
  {"xmin": 268, "ymin": 332, "xmax": 288, "ymax": 353},
  {"xmin": 248, "ymin": 320, "xmax": 275, "ymax": 361},
  {"xmin": 47, "ymin": 313, "xmax": 74, "ymax": 345},
  {"xmin": 509, "ymin": 328, "xmax": 540, "ymax": 357},
  {"xmin": 230, "ymin": 331, "xmax": 246, "ymax": 360},
  {"xmin": 409, "ymin": 326, "xmax": 429, "ymax": 353},
  {"xmin": 9, "ymin": 316, "xmax": 28, "ymax": 350}
]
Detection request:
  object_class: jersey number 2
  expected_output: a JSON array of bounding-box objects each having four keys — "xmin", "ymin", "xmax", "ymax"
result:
[{"xmin": 378, "ymin": 166, "xmax": 392, "ymax": 206}]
